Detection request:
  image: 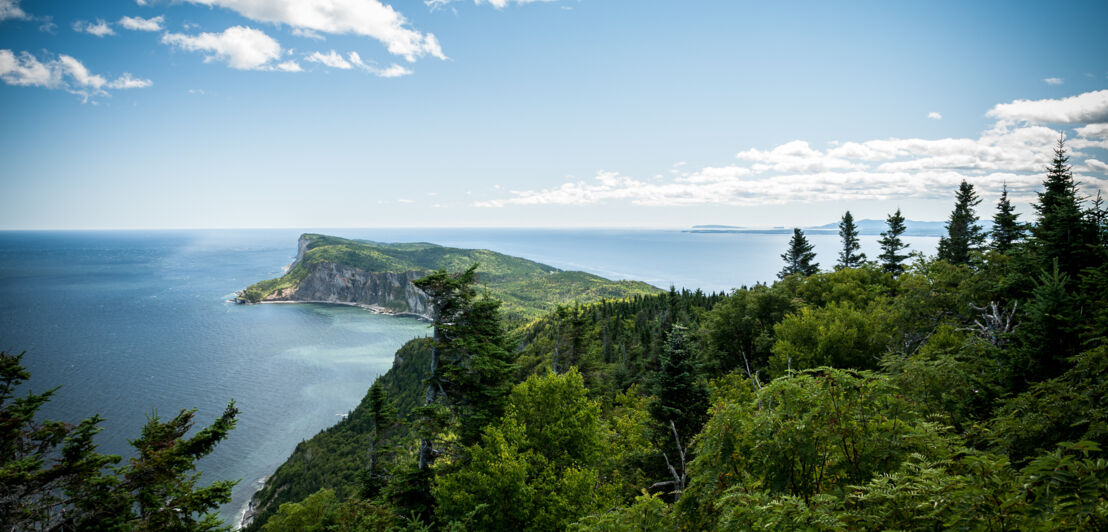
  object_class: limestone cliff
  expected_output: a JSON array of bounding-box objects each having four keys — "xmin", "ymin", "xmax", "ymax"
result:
[{"xmin": 261, "ymin": 263, "xmax": 431, "ymax": 319}]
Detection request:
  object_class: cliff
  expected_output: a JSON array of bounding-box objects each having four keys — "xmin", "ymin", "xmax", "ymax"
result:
[
  {"xmin": 261, "ymin": 265, "xmax": 431, "ymax": 318},
  {"xmin": 239, "ymin": 233, "xmax": 662, "ymax": 322}
]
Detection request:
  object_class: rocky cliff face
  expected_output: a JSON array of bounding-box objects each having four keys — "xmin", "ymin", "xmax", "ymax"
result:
[{"xmin": 264, "ymin": 262, "xmax": 431, "ymax": 319}]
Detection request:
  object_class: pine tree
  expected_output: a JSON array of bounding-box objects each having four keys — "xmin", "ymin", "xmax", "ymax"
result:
[
  {"xmin": 1032, "ymin": 135, "xmax": 1094, "ymax": 277},
  {"xmin": 878, "ymin": 209, "xmax": 910, "ymax": 275},
  {"xmin": 990, "ymin": 183, "xmax": 1025, "ymax": 254},
  {"xmin": 778, "ymin": 228, "xmax": 819, "ymax": 279},
  {"xmin": 937, "ymin": 180, "xmax": 985, "ymax": 265},
  {"xmin": 836, "ymin": 211, "xmax": 866, "ymax": 269}
]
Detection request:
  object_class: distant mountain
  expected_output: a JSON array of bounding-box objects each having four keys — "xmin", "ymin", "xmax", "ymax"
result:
[
  {"xmin": 689, "ymin": 219, "xmax": 994, "ymax": 237},
  {"xmin": 808, "ymin": 219, "xmax": 994, "ymax": 237}
]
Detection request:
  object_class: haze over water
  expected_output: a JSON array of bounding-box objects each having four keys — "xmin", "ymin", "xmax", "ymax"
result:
[{"xmin": 0, "ymin": 228, "xmax": 936, "ymax": 524}]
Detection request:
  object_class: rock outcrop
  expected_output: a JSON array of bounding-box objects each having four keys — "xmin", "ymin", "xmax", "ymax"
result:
[{"xmin": 263, "ymin": 263, "xmax": 431, "ymax": 319}]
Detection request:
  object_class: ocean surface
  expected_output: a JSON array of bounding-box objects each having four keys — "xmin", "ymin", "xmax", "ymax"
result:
[{"xmin": 0, "ymin": 228, "xmax": 937, "ymax": 525}]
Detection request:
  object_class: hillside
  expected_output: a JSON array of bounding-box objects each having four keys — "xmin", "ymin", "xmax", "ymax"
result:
[{"xmin": 239, "ymin": 234, "xmax": 662, "ymax": 322}]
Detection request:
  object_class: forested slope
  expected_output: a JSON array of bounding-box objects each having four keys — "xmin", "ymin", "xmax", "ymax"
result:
[{"xmin": 249, "ymin": 140, "xmax": 1108, "ymax": 531}]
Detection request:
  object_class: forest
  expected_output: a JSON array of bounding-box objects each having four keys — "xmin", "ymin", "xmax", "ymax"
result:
[{"xmin": 4, "ymin": 137, "xmax": 1107, "ymax": 531}]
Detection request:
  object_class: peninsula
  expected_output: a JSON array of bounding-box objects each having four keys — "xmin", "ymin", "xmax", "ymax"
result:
[{"xmin": 239, "ymin": 234, "xmax": 661, "ymax": 322}]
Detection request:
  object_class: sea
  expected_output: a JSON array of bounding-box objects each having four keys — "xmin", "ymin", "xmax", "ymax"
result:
[{"xmin": 0, "ymin": 228, "xmax": 937, "ymax": 526}]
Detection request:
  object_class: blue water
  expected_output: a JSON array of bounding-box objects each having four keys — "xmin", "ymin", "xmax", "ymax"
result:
[{"xmin": 0, "ymin": 228, "xmax": 936, "ymax": 525}]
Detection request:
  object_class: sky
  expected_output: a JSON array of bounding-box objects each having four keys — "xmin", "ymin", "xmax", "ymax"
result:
[{"xmin": 1, "ymin": 0, "xmax": 1107, "ymax": 230}]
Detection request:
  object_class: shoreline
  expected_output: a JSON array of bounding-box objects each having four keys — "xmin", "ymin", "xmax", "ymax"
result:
[
  {"xmin": 231, "ymin": 296, "xmax": 432, "ymax": 322},
  {"xmin": 236, "ymin": 476, "xmax": 268, "ymax": 530}
]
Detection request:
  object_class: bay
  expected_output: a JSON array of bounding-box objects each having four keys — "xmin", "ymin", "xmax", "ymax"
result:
[{"xmin": 0, "ymin": 228, "xmax": 937, "ymax": 525}]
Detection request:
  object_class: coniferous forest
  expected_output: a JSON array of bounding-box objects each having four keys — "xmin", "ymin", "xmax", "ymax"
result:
[{"xmin": 4, "ymin": 138, "xmax": 1108, "ymax": 530}]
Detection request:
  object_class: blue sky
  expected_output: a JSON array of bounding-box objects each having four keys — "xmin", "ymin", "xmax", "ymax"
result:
[{"xmin": 1, "ymin": 0, "xmax": 1107, "ymax": 229}]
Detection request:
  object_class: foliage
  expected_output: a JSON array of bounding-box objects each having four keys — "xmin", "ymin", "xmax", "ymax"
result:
[
  {"xmin": 568, "ymin": 490, "xmax": 675, "ymax": 531},
  {"xmin": 1, "ymin": 350, "xmax": 238, "ymax": 531},
  {"xmin": 937, "ymin": 179, "xmax": 985, "ymax": 265},
  {"xmin": 433, "ymin": 369, "xmax": 618, "ymax": 531},
  {"xmin": 648, "ymin": 324, "xmax": 709, "ymax": 445},
  {"xmin": 769, "ymin": 301, "xmax": 892, "ymax": 374},
  {"xmin": 836, "ymin": 210, "xmax": 866, "ymax": 269},
  {"xmin": 678, "ymin": 368, "xmax": 954, "ymax": 529},
  {"xmin": 878, "ymin": 208, "xmax": 909, "ymax": 275},
  {"xmin": 991, "ymin": 182, "xmax": 1025, "ymax": 253},
  {"xmin": 778, "ymin": 227, "xmax": 819, "ymax": 279},
  {"xmin": 248, "ymin": 141, "xmax": 1108, "ymax": 531}
]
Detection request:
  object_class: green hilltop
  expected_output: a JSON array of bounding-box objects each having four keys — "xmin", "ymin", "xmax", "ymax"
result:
[{"xmin": 242, "ymin": 233, "xmax": 661, "ymax": 321}]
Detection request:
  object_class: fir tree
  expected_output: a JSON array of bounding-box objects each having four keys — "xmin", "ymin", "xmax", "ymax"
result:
[
  {"xmin": 1032, "ymin": 135, "xmax": 1094, "ymax": 277},
  {"xmin": 937, "ymin": 180, "xmax": 985, "ymax": 265},
  {"xmin": 990, "ymin": 183, "xmax": 1025, "ymax": 254},
  {"xmin": 778, "ymin": 228, "xmax": 819, "ymax": 279},
  {"xmin": 836, "ymin": 211, "xmax": 866, "ymax": 269},
  {"xmin": 878, "ymin": 209, "xmax": 909, "ymax": 275}
]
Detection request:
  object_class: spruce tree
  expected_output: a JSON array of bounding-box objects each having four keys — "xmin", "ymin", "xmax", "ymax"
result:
[
  {"xmin": 778, "ymin": 228, "xmax": 819, "ymax": 279},
  {"xmin": 836, "ymin": 211, "xmax": 866, "ymax": 269},
  {"xmin": 937, "ymin": 180, "xmax": 985, "ymax": 265},
  {"xmin": 878, "ymin": 208, "xmax": 910, "ymax": 275},
  {"xmin": 990, "ymin": 183, "xmax": 1025, "ymax": 254},
  {"xmin": 649, "ymin": 324, "xmax": 709, "ymax": 443},
  {"xmin": 1032, "ymin": 135, "xmax": 1094, "ymax": 277},
  {"xmin": 412, "ymin": 265, "xmax": 477, "ymax": 470}
]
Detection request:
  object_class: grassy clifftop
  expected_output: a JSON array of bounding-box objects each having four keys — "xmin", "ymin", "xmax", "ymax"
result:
[{"xmin": 242, "ymin": 233, "xmax": 661, "ymax": 321}]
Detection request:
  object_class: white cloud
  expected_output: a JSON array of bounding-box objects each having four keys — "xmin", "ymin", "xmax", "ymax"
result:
[
  {"xmin": 275, "ymin": 60, "xmax": 302, "ymax": 72},
  {"xmin": 736, "ymin": 140, "xmax": 862, "ymax": 173},
  {"xmin": 478, "ymin": 91, "xmax": 1108, "ymax": 209},
  {"xmin": 426, "ymin": 0, "xmax": 559, "ymax": 9},
  {"xmin": 107, "ymin": 72, "xmax": 153, "ymax": 89},
  {"xmin": 183, "ymin": 0, "xmax": 446, "ymax": 62},
  {"xmin": 0, "ymin": 0, "xmax": 27, "ymax": 21},
  {"xmin": 74, "ymin": 19, "xmax": 115, "ymax": 37},
  {"xmin": 163, "ymin": 26, "xmax": 284, "ymax": 70},
  {"xmin": 119, "ymin": 15, "xmax": 164, "ymax": 31},
  {"xmin": 374, "ymin": 63, "xmax": 412, "ymax": 78},
  {"xmin": 986, "ymin": 89, "xmax": 1108, "ymax": 124},
  {"xmin": 308, "ymin": 50, "xmax": 412, "ymax": 77},
  {"xmin": 1076, "ymin": 123, "xmax": 1108, "ymax": 139},
  {"xmin": 0, "ymin": 49, "xmax": 151, "ymax": 100},
  {"xmin": 291, "ymin": 27, "xmax": 323, "ymax": 40},
  {"xmin": 1044, "ymin": 77, "xmax": 1063, "ymax": 85},
  {"xmin": 928, "ymin": 111, "xmax": 942, "ymax": 120},
  {"xmin": 306, "ymin": 50, "xmax": 353, "ymax": 69}
]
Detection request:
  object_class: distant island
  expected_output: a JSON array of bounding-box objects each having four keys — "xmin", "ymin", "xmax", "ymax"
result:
[
  {"xmin": 688, "ymin": 218, "xmax": 993, "ymax": 237},
  {"xmin": 238, "ymin": 233, "xmax": 661, "ymax": 322}
]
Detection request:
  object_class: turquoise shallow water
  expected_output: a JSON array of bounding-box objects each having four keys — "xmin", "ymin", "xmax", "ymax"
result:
[{"xmin": 0, "ymin": 228, "xmax": 936, "ymax": 525}]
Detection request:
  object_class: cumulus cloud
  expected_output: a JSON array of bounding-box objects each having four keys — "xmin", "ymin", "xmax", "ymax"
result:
[
  {"xmin": 1044, "ymin": 77, "xmax": 1063, "ymax": 85},
  {"xmin": 162, "ymin": 26, "xmax": 284, "ymax": 70},
  {"xmin": 0, "ymin": 0, "xmax": 27, "ymax": 21},
  {"xmin": 928, "ymin": 111, "xmax": 942, "ymax": 120},
  {"xmin": 477, "ymin": 91, "xmax": 1108, "ymax": 209},
  {"xmin": 74, "ymin": 19, "xmax": 115, "ymax": 37},
  {"xmin": 0, "ymin": 49, "xmax": 151, "ymax": 101},
  {"xmin": 987, "ymin": 89, "xmax": 1108, "ymax": 124},
  {"xmin": 306, "ymin": 50, "xmax": 353, "ymax": 69},
  {"xmin": 183, "ymin": 0, "xmax": 445, "ymax": 62},
  {"xmin": 119, "ymin": 15, "xmax": 164, "ymax": 31},
  {"xmin": 1076, "ymin": 123, "xmax": 1108, "ymax": 139}
]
